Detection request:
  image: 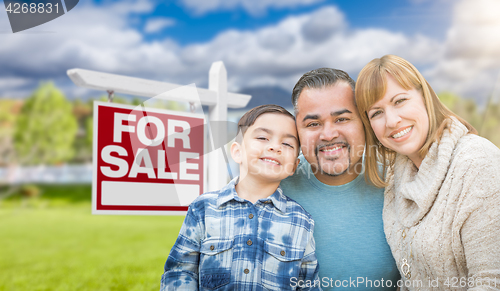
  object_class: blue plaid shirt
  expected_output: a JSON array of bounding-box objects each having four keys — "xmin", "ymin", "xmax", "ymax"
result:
[{"xmin": 161, "ymin": 177, "xmax": 321, "ymax": 290}]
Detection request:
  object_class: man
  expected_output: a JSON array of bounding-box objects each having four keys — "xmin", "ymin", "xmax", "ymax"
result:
[{"xmin": 280, "ymin": 68, "xmax": 400, "ymax": 290}]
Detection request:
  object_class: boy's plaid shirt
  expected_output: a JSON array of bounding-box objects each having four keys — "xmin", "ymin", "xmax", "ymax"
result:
[{"xmin": 161, "ymin": 177, "xmax": 322, "ymax": 290}]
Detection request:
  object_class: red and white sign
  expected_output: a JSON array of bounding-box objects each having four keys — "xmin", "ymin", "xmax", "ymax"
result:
[{"xmin": 92, "ymin": 102, "xmax": 205, "ymax": 215}]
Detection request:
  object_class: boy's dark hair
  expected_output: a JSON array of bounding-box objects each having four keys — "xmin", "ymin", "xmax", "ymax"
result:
[{"xmin": 236, "ymin": 104, "xmax": 298, "ymax": 148}]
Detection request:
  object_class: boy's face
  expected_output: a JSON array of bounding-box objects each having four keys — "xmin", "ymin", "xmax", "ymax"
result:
[{"xmin": 231, "ymin": 113, "xmax": 300, "ymax": 183}]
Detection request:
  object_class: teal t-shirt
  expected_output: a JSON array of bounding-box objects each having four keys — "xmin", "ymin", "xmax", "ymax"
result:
[{"xmin": 280, "ymin": 155, "xmax": 400, "ymax": 290}]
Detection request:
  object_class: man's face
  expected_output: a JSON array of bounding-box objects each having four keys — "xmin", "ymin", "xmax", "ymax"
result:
[{"xmin": 295, "ymin": 82, "xmax": 365, "ymax": 185}]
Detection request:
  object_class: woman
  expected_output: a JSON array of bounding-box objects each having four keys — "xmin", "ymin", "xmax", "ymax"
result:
[{"xmin": 355, "ymin": 54, "xmax": 500, "ymax": 290}]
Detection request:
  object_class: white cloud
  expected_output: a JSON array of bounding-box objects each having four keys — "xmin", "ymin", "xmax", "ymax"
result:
[
  {"xmin": 301, "ymin": 6, "xmax": 345, "ymax": 43},
  {"xmin": 144, "ymin": 18, "xmax": 176, "ymax": 34},
  {"xmin": 179, "ymin": 0, "xmax": 324, "ymax": 16},
  {"xmin": 0, "ymin": 3, "xmax": 442, "ymax": 99},
  {"xmin": 425, "ymin": 0, "xmax": 500, "ymax": 103},
  {"xmin": 108, "ymin": 0, "xmax": 155, "ymax": 14},
  {"xmin": 445, "ymin": 0, "xmax": 500, "ymax": 59},
  {"xmin": 0, "ymin": 77, "xmax": 29, "ymax": 89},
  {"xmin": 1, "ymin": 0, "xmax": 498, "ymax": 107},
  {"xmin": 174, "ymin": 6, "xmax": 441, "ymax": 92},
  {"xmin": 0, "ymin": 0, "xmax": 188, "ymax": 97}
]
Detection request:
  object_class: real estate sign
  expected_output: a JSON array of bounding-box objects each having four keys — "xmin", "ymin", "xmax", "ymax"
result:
[{"xmin": 92, "ymin": 102, "xmax": 204, "ymax": 215}]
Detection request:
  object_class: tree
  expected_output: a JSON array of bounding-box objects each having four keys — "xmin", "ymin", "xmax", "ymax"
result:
[
  {"xmin": 71, "ymin": 98, "xmax": 93, "ymax": 163},
  {"xmin": 0, "ymin": 100, "xmax": 22, "ymax": 166},
  {"xmin": 479, "ymin": 102, "xmax": 500, "ymax": 147},
  {"xmin": 439, "ymin": 91, "xmax": 500, "ymax": 148},
  {"xmin": 13, "ymin": 82, "xmax": 78, "ymax": 165},
  {"xmin": 438, "ymin": 92, "xmax": 482, "ymax": 129},
  {"xmin": 0, "ymin": 100, "xmax": 22, "ymax": 198}
]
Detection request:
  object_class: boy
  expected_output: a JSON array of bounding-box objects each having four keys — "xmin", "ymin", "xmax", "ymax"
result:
[{"xmin": 161, "ymin": 104, "xmax": 321, "ymax": 290}]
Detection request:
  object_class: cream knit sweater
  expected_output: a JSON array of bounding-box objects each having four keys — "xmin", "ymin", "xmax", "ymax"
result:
[{"xmin": 383, "ymin": 119, "xmax": 500, "ymax": 291}]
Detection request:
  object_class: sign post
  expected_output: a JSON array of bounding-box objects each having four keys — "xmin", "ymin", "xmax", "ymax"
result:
[{"xmin": 208, "ymin": 62, "xmax": 229, "ymax": 192}]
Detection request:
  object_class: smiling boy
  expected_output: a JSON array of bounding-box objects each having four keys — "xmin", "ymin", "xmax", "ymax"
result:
[{"xmin": 161, "ymin": 104, "xmax": 321, "ymax": 290}]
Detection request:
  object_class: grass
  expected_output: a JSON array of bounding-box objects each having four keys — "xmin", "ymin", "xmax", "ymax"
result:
[{"xmin": 0, "ymin": 185, "xmax": 184, "ymax": 291}]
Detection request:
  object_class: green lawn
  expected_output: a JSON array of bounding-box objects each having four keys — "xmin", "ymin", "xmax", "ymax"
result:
[{"xmin": 0, "ymin": 185, "xmax": 184, "ymax": 291}]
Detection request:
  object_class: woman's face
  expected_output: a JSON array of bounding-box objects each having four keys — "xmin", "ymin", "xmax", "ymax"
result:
[{"xmin": 366, "ymin": 74, "xmax": 430, "ymax": 167}]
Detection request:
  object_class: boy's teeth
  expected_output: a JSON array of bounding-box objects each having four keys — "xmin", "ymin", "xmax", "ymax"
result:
[
  {"xmin": 263, "ymin": 158, "xmax": 279, "ymax": 165},
  {"xmin": 392, "ymin": 127, "xmax": 412, "ymax": 138}
]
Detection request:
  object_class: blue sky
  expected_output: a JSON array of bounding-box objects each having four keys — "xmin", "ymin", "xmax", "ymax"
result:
[
  {"xmin": 0, "ymin": 0, "xmax": 499, "ymax": 105},
  {"xmin": 136, "ymin": 0, "xmax": 452, "ymax": 44}
]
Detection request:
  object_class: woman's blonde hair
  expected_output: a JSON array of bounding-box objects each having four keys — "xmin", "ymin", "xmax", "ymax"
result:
[{"xmin": 355, "ymin": 54, "xmax": 477, "ymax": 188}]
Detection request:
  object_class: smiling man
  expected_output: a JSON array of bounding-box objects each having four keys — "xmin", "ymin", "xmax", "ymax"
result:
[{"xmin": 280, "ymin": 68, "xmax": 400, "ymax": 290}]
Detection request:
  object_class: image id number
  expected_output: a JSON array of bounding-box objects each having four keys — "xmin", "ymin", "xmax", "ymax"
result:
[{"xmin": 6, "ymin": 2, "xmax": 59, "ymax": 14}]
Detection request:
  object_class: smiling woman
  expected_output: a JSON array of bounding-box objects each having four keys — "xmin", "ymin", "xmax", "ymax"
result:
[
  {"xmin": 355, "ymin": 54, "xmax": 500, "ymax": 291},
  {"xmin": 355, "ymin": 54, "xmax": 476, "ymax": 187},
  {"xmin": 366, "ymin": 74, "xmax": 430, "ymax": 168}
]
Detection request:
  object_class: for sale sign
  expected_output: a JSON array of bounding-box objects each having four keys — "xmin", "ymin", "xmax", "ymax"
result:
[{"xmin": 92, "ymin": 102, "xmax": 205, "ymax": 215}]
